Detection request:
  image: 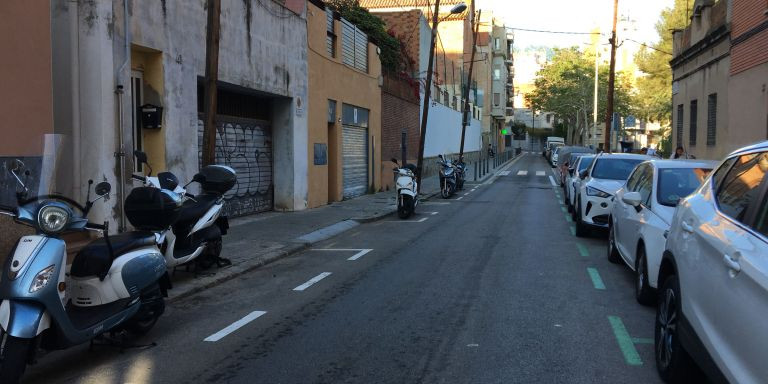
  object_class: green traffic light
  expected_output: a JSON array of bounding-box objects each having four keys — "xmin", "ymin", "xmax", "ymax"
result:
[{"xmin": 501, "ymin": 129, "xmax": 508, "ymax": 135}]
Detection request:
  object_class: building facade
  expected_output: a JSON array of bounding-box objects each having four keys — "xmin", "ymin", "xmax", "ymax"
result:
[{"xmin": 307, "ymin": 0, "xmax": 382, "ymax": 207}]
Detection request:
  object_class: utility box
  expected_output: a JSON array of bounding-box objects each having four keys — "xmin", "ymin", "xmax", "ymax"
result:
[{"xmin": 140, "ymin": 104, "xmax": 163, "ymax": 129}]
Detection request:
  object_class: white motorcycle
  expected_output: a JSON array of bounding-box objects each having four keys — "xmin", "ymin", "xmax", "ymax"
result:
[
  {"xmin": 132, "ymin": 151, "xmax": 235, "ymax": 270},
  {"xmin": 391, "ymin": 158, "xmax": 418, "ymax": 219}
]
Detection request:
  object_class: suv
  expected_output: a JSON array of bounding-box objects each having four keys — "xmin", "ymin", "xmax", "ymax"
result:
[
  {"xmin": 573, "ymin": 153, "xmax": 651, "ymax": 236},
  {"xmin": 655, "ymin": 141, "xmax": 768, "ymax": 383}
]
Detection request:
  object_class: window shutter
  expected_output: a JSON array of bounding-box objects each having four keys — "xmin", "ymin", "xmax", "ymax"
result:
[
  {"xmin": 707, "ymin": 94, "xmax": 717, "ymax": 146},
  {"xmin": 689, "ymin": 100, "xmax": 697, "ymax": 146},
  {"xmin": 342, "ymin": 20, "xmax": 355, "ymax": 67},
  {"xmin": 676, "ymin": 104, "xmax": 684, "ymax": 148}
]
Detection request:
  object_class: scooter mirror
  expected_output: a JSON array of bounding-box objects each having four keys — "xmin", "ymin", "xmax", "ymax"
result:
[
  {"xmin": 95, "ymin": 182, "xmax": 112, "ymax": 196},
  {"xmin": 391, "ymin": 158, "xmax": 399, "ymax": 165},
  {"xmin": 133, "ymin": 150, "xmax": 148, "ymax": 164},
  {"xmin": 192, "ymin": 173, "xmax": 207, "ymax": 183}
]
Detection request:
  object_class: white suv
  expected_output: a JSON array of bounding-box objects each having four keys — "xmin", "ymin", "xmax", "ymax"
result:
[
  {"xmin": 655, "ymin": 141, "xmax": 768, "ymax": 383},
  {"xmin": 573, "ymin": 153, "xmax": 651, "ymax": 236}
]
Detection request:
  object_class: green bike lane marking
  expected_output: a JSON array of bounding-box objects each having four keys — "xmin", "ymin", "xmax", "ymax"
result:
[
  {"xmin": 608, "ymin": 316, "xmax": 644, "ymax": 366},
  {"xmin": 576, "ymin": 243, "xmax": 589, "ymax": 257},
  {"xmin": 569, "ymin": 225, "xmax": 576, "ymax": 236},
  {"xmin": 587, "ymin": 268, "xmax": 606, "ymax": 290}
]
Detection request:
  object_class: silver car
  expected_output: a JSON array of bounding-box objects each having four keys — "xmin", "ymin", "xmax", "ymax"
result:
[{"xmin": 655, "ymin": 141, "xmax": 768, "ymax": 383}]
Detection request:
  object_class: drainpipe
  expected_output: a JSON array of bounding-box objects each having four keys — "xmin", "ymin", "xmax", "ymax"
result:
[
  {"xmin": 69, "ymin": 1, "xmax": 81, "ymax": 201},
  {"xmin": 115, "ymin": 0, "xmax": 131, "ymax": 232}
]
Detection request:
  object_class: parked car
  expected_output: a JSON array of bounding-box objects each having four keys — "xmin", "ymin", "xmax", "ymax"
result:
[
  {"xmin": 565, "ymin": 154, "xmax": 595, "ymax": 212},
  {"xmin": 557, "ymin": 146, "xmax": 593, "ymax": 184},
  {"xmin": 545, "ymin": 142, "xmax": 565, "ymax": 163},
  {"xmin": 543, "ymin": 136, "xmax": 565, "ymax": 157},
  {"xmin": 573, "ymin": 153, "xmax": 651, "ymax": 236},
  {"xmin": 655, "ymin": 142, "xmax": 768, "ymax": 383},
  {"xmin": 607, "ymin": 159, "xmax": 716, "ymax": 305}
]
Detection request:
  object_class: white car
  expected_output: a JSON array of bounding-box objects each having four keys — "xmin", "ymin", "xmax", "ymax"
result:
[
  {"xmin": 573, "ymin": 153, "xmax": 651, "ymax": 236},
  {"xmin": 607, "ymin": 159, "xmax": 716, "ymax": 305},
  {"xmin": 565, "ymin": 154, "xmax": 595, "ymax": 212},
  {"xmin": 655, "ymin": 141, "xmax": 768, "ymax": 383}
]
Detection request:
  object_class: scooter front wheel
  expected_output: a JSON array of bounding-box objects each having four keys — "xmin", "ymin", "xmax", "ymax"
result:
[
  {"xmin": 124, "ymin": 282, "xmax": 165, "ymax": 336},
  {"xmin": 0, "ymin": 333, "xmax": 33, "ymax": 384}
]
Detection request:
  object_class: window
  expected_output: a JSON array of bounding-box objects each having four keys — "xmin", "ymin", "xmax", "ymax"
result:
[
  {"xmin": 592, "ymin": 159, "xmax": 645, "ymax": 180},
  {"xmin": 494, "ymin": 38, "xmax": 500, "ymax": 50},
  {"xmin": 636, "ymin": 168, "xmax": 653, "ymax": 206},
  {"xmin": 493, "ymin": 67, "xmax": 501, "ymax": 80},
  {"xmin": 657, "ymin": 167, "xmax": 712, "ymax": 207},
  {"xmin": 676, "ymin": 104, "xmax": 684, "ymax": 149},
  {"xmin": 712, "ymin": 157, "xmax": 736, "ymax": 191},
  {"xmin": 756, "ymin": 199, "xmax": 768, "ymax": 237},
  {"xmin": 341, "ymin": 19, "xmax": 368, "ymax": 72},
  {"xmin": 626, "ymin": 165, "xmax": 646, "ymax": 191},
  {"xmin": 326, "ymin": 9, "xmax": 336, "ymax": 57},
  {"xmin": 493, "ymin": 93, "xmax": 500, "ymax": 107},
  {"xmin": 716, "ymin": 152, "xmax": 768, "ymax": 223},
  {"xmin": 327, "ymin": 99, "xmax": 336, "ymax": 123},
  {"xmin": 707, "ymin": 93, "xmax": 717, "ymax": 146},
  {"xmin": 689, "ymin": 100, "xmax": 697, "ymax": 146}
]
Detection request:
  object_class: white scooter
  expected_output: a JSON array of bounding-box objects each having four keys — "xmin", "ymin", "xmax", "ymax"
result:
[
  {"xmin": 391, "ymin": 158, "xmax": 418, "ymax": 219},
  {"xmin": 132, "ymin": 151, "xmax": 235, "ymax": 270}
]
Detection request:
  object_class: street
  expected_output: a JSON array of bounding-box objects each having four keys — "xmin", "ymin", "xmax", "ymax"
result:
[{"xmin": 23, "ymin": 153, "xmax": 661, "ymax": 384}]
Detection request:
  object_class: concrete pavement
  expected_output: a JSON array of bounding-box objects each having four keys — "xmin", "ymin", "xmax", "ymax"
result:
[{"xmin": 165, "ymin": 151, "xmax": 522, "ymax": 303}]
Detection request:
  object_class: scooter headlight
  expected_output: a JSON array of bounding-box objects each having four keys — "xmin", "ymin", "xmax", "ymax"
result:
[
  {"xmin": 38, "ymin": 205, "xmax": 69, "ymax": 234},
  {"xmin": 29, "ymin": 265, "xmax": 55, "ymax": 293}
]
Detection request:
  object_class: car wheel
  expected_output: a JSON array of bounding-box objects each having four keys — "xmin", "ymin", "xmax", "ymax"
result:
[
  {"xmin": 607, "ymin": 224, "xmax": 621, "ymax": 264},
  {"xmin": 635, "ymin": 246, "xmax": 655, "ymax": 305},
  {"xmin": 575, "ymin": 201, "xmax": 588, "ymax": 237},
  {"xmin": 655, "ymin": 274, "xmax": 696, "ymax": 382}
]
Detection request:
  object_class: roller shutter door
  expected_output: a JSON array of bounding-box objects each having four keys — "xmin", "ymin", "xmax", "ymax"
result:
[{"xmin": 342, "ymin": 125, "xmax": 368, "ymax": 199}]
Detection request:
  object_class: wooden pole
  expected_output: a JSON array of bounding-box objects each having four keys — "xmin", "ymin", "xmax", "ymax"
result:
[
  {"xmin": 604, "ymin": 0, "xmax": 619, "ymax": 153},
  {"xmin": 202, "ymin": 0, "xmax": 221, "ymax": 166},
  {"xmin": 415, "ymin": 0, "xmax": 441, "ymax": 193},
  {"xmin": 459, "ymin": 9, "xmax": 481, "ymax": 160}
]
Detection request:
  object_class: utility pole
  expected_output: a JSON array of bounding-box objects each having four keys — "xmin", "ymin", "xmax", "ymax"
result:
[
  {"xmin": 593, "ymin": 48, "xmax": 599, "ymax": 149},
  {"xmin": 416, "ymin": 0, "xmax": 441, "ymax": 193},
  {"xmin": 604, "ymin": 0, "xmax": 618, "ymax": 153},
  {"xmin": 459, "ymin": 9, "xmax": 481, "ymax": 161},
  {"xmin": 202, "ymin": 0, "xmax": 221, "ymax": 166}
]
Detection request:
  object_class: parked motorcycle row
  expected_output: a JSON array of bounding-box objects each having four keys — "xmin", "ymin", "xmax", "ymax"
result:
[
  {"xmin": 390, "ymin": 154, "xmax": 466, "ymax": 220},
  {"xmin": 0, "ymin": 151, "xmax": 236, "ymax": 383}
]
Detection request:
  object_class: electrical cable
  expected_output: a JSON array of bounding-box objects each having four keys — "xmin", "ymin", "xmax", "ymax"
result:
[
  {"xmin": 506, "ymin": 26, "xmax": 602, "ymax": 35},
  {"xmin": 623, "ymin": 38, "xmax": 673, "ymax": 56}
]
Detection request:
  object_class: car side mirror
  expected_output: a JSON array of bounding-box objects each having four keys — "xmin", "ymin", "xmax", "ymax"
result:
[
  {"xmin": 568, "ymin": 169, "xmax": 574, "ymax": 176},
  {"xmin": 579, "ymin": 170, "xmax": 588, "ymax": 180},
  {"xmin": 95, "ymin": 181, "xmax": 111, "ymax": 196},
  {"xmin": 622, "ymin": 191, "xmax": 642, "ymax": 208}
]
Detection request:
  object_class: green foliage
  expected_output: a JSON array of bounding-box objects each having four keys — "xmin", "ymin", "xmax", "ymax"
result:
[
  {"xmin": 634, "ymin": 0, "xmax": 692, "ymax": 125},
  {"xmin": 525, "ymin": 47, "xmax": 635, "ymax": 141},
  {"xmin": 325, "ymin": 0, "xmax": 403, "ymax": 73}
]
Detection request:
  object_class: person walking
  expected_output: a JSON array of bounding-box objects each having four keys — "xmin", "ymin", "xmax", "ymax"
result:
[{"xmin": 670, "ymin": 146, "xmax": 687, "ymax": 159}]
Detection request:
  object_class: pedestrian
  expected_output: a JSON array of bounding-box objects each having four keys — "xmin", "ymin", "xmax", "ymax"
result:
[
  {"xmin": 488, "ymin": 144, "xmax": 495, "ymax": 158},
  {"xmin": 646, "ymin": 147, "xmax": 657, "ymax": 157},
  {"xmin": 670, "ymin": 146, "xmax": 684, "ymax": 159}
]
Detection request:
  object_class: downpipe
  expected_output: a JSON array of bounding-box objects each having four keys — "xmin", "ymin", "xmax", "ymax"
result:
[{"xmin": 115, "ymin": 0, "xmax": 131, "ymax": 232}]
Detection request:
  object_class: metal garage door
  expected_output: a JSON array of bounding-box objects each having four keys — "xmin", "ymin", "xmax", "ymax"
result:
[
  {"xmin": 342, "ymin": 124, "xmax": 368, "ymax": 199},
  {"xmin": 198, "ymin": 116, "xmax": 273, "ymax": 217}
]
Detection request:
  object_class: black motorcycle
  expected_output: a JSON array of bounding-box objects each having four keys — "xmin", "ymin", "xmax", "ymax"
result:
[{"xmin": 438, "ymin": 155, "xmax": 457, "ymax": 199}]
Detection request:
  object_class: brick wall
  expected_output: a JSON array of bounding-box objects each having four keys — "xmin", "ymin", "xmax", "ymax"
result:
[
  {"xmin": 376, "ymin": 11, "xmax": 422, "ymax": 74},
  {"xmin": 731, "ymin": 0, "xmax": 768, "ymax": 74},
  {"xmin": 381, "ymin": 74, "xmax": 420, "ymax": 164}
]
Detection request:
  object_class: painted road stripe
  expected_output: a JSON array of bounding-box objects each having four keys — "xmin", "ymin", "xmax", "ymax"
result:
[
  {"xmin": 536, "ymin": 171, "xmax": 546, "ymax": 176},
  {"xmin": 387, "ymin": 217, "xmax": 428, "ymax": 223},
  {"xmin": 565, "ymin": 214, "xmax": 573, "ymax": 223},
  {"xmin": 548, "ymin": 176, "xmax": 557, "ymax": 186},
  {"xmin": 576, "ymin": 243, "xmax": 589, "ymax": 257},
  {"xmin": 608, "ymin": 316, "xmax": 643, "ymax": 366},
  {"xmin": 517, "ymin": 170, "xmax": 528, "ymax": 176},
  {"xmin": 293, "ymin": 272, "xmax": 332, "ymax": 291},
  {"xmin": 587, "ymin": 268, "xmax": 606, "ymax": 290},
  {"xmin": 632, "ymin": 337, "xmax": 654, "ymax": 344},
  {"xmin": 422, "ymin": 202, "xmax": 450, "ymax": 205},
  {"xmin": 570, "ymin": 225, "xmax": 576, "ymax": 236},
  {"xmin": 497, "ymin": 171, "xmax": 511, "ymax": 176},
  {"xmin": 204, "ymin": 311, "xmax": 267, "ymax": 342},
  {"xmin": 347, "ymin": 249, "xmax": 373, "ymax": 261},
  {"xmin": 560, "ymin": 206, "xmax": 567, "ymax": 213},
  {"xmin": 430, "ymin": 211, "xmax": 439, "ymax": 215},
  {"xmin": 471, "ymin": 188, "xmax": 477, "ymax": 192},
  {"xmin": 457, "ymin": 196, "xmax": 464, "ymax": 200},
  {"xmin": 464, "ymin": 193, "xmax": 470, "ymax": 196}
]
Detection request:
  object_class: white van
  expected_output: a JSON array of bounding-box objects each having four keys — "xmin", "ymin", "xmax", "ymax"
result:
[{"xmin": 544, "ymin": 137, "xmax": 565, "ymax": 159}]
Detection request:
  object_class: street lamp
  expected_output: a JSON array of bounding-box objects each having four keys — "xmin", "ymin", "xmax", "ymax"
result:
[{"xmin": 415, "ymin": 1, "xmax": 467, "ymax": 193}]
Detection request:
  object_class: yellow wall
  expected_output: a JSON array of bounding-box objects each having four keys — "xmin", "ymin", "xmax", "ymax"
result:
[
  {"xmin": 131, "ymin": 47, "xmax": 167, "ymax": 173},
  {"xmin": 307, "ymin": 3, "xmax": 382, "ymax": 208}
]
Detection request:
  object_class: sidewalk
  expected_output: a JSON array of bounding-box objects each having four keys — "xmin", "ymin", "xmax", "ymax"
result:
[{"xmin": 166, "ymin": 151, "xmax": 522, "ymax": 302}]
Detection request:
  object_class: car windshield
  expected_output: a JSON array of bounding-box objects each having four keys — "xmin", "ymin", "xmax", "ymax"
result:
[
  {"xmin": 657, "ymin": 167, "xmax": 712, "ymax": 206},
  {"xmin": 591, "ymin": 158, "xmax": 644, "ymax": 180},
  {"xmin": 577, "ymin": 156, "xmax": 594, "ymax": 172}
]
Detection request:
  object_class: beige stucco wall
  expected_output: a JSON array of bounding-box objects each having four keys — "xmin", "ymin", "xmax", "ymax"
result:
[
  {"xmin": 131, "ymin": 47, "xmax": 167, "ymax": 173},
  {"xmin": 728, "ymin": 62, "xmax": 768, "ymax": 150},
  {"xmin": 0, "ymin": 0, "xmax": 53, "ymax": 156},
  {"xmin": 307, "ymin": 3, "xmax": 382, "ymax": 208}
]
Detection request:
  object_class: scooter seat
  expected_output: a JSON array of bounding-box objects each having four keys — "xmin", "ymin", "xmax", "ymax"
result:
[
  {"xmin": 174, "ymin": 194, "xmax": 219, "ymax": 228},
  {"xmin": 71, "ymin": 231, "xmax": 157, "ymax": 279}
]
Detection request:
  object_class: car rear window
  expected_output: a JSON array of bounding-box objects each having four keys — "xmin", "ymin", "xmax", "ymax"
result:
[
  {"xmin": 657, "ymin": 168, "xmax": 712, "ymax": 207},
  {"xmin": 577, "ymin": 157, "xmax": 594, "ymax": 171},
  {"xmin": 591, "ymin": 158, "xmax": 643, "ymax": 180}
]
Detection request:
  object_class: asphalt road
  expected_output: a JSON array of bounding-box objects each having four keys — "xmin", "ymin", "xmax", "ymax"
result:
[{"xmin": 24, "ymin": 153, "xmax": 662, "ymax": 384}]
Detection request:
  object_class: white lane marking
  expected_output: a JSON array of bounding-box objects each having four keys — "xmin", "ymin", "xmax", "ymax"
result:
[
  {"xmin": 549, "ymin": 176, "xmax": 558, "ymax": 186},
  {"xmin": 430, "ymin": 211, "xmax": 439, "ymax": 215},
  {"xmin": 517, "ymin": 170, "xmax": 528, "ymax": 176},
  {"xmin": 386, "ymin": 217, "xmax": 428, "ymax": 223},
  {"xmin": 204, "ymin": 311, "xmax": 267, "ymax": 342},
  {"xmin": 347, "ymin": 249, "xmax": 373, "ymax": 260},
  {"xmin": 293, "ymin": 272, "xmax": 332, "ymax": 291},
  {"xmin": 536, "ymin": 171, "xmax": 546, "ymax": 176},
  {"xmin": 311, "ymin": 248, "xmax": 373, "ymax": 261},
  {"xmin": 422, "ymin": 202, "xmax": 450, "ymax": 205},
  {"xmin": 471, "ymin": 188, "xmax": 477, "ymax": 192},
  {"xmin": 463, "ymin": 193, "xmax": 470, "ymax": 196},
  {"xmin": 497, "ymin": 171, "xmax": 510, "ymax": 176},
  {"xmin": 457, "ymin": 196, "xmax": 464, "ymax": 200}
]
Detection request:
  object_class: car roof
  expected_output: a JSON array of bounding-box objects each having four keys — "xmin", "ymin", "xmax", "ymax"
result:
[
  {"xmin": 594, "ymin": 153, "xmax": 652, "ymax": 160},
  {"xmin": 644, "ymin": 159, "xmax": 719, "ymax": 169},
  {"xmin": 728, "ymin": 140, "xmax": 768, "ymax": 157}
]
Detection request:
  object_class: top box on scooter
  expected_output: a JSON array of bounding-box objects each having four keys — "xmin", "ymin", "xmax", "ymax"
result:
[{"xmin": 198, "ymin": 165, "xmax": 237, "ymax": 195}]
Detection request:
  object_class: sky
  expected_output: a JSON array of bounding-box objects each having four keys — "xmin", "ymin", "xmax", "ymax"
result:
[{"xmin": 476, "ymin": 0, "xmax": 674, "ymax": 49}]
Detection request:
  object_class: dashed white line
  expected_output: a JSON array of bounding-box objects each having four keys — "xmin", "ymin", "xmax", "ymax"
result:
[
  {"xmin": 430, "ymin": 211, "xmax": 439, "ymax": 215},
  {"xmin": 457, "ymin": 196, "xmax": 464, "ymax": 200},
  {"xmin": 347, "ymin": 249, "xmax": 373, "ymax": 260},
  {"xmin": 536, "ymin": 171, "xmax": 546, "ymax": 176},
  {"xmin": 204, "ymin": 311, "xmax": 267, "ymax": 342},
  {"xmin": 293, "ymin": 272, "xmax": 332, "ymax": 291},
  {"xmin": 386, "ymin": 217, "xmax": 429, "ymax": 223},
  {"xmin": 497, "ymin": 171, "xmax": 510, "ymax": 176},
  {"xmin": 463, "ymin": 193, "xmax": 470, "ymax": 196},
  {"xmin": 311, "ymin": 248, "xmax": 373, "ymax": 261},
  {"xmin": 548, "ymin": 175, "xmax": 558, "ymax": 186},
  {"xmin": 471, "ymin": 188, "xmax": 477, "ymax": 192},
  {"xmin": 517, "ymin": 170, "xmax": 528, "ymax": 176}
]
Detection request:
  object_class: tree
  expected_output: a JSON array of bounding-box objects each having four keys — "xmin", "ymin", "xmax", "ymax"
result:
[
  {"xmin": 325, "ymin": 0, "xmax": 403, "ymax": 73},
  {"xmin": 634, "ymin": 0, "xmax": 693, "ymax": 125},
  {"xmin": 525, "ymin": 47, "xmax": 635, "ymax": 144}
]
